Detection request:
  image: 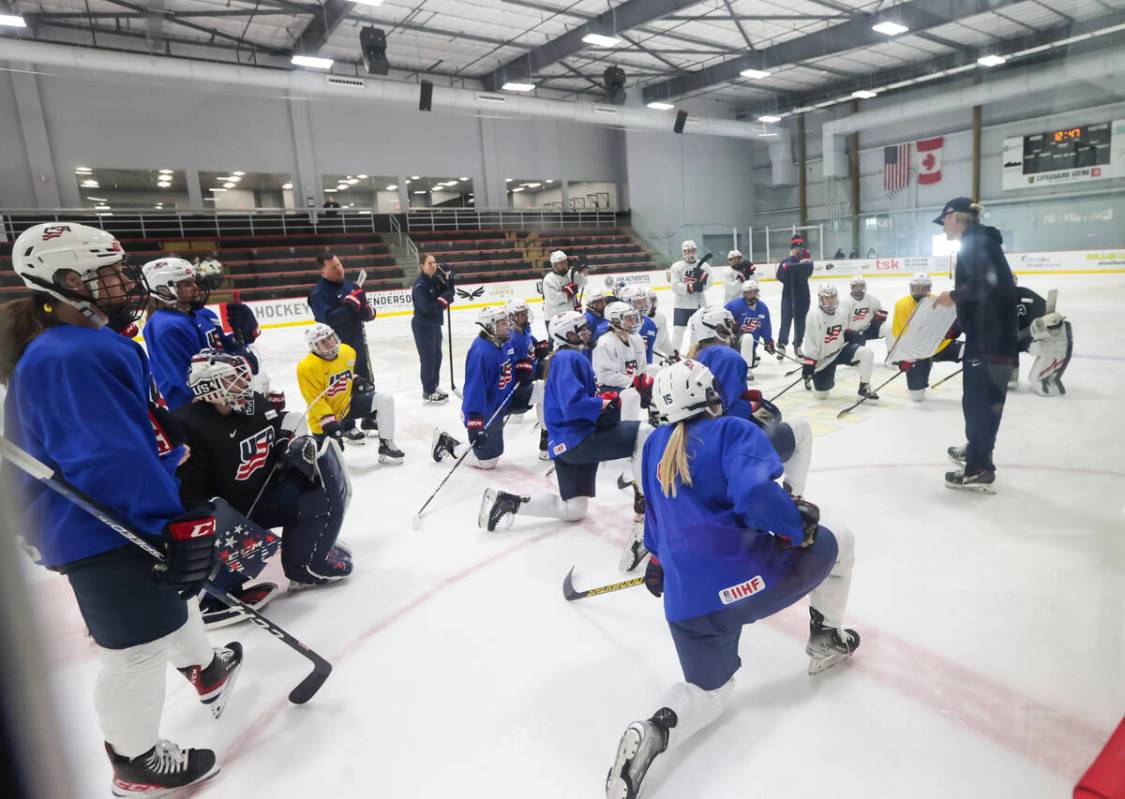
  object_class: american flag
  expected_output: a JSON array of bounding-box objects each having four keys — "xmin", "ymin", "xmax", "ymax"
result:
[
  {"xmin": 883, "ymin": 144, "xmax": 912, "ymax": 198},
  {"xmin": 326, "ymin": 370, "xmax": 351, "ymax": 398},
  {"xmin": 236, "ymin": 435, "xmax": 271, "ymax": 481}
]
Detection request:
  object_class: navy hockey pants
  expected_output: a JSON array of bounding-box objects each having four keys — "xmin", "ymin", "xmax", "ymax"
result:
[
  {"xmin": 962, "ymin": 357, "xmax": 1010, "ymax": 473},
  {"xmin": 412, "ymin": 319, "xmax": 444, "ymax": 395},
  {"xmin": 777, "ymin": 281, "xmax": 810, "ymax": 347}
]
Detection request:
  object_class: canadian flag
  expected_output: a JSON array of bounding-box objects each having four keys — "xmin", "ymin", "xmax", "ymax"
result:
[{"xmin": 916, "ymin": 136, "xmax": 943, "ymax": 184}]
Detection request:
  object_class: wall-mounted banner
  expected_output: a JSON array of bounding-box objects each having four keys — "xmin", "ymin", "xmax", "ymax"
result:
[{"xmin": 1002, "ymin": 119, "xmax": 1125, "ymax": 190}]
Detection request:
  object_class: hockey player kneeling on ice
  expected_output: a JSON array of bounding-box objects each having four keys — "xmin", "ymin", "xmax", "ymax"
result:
[
  {"xmin": 298, "ymin": 323, "xmax": 404, "ymax": 462},
  {"xmin": 891, "ymin": 273, "xmax": 963, "ymax": 401},
  {"xmin": 432, "ymin": 306, "xmax": 522, "ymax": 470},
  {"xmin": 175, "ymin": 350, "xmax": 353, "ymax": 620},
  {"xmin": 478, "ymin": 311, "xmax": 651, "ymax": 560},
  {"xmin": 620, "ymin": 286, "xmax": 658, "ymax": 364},
  {"xmin": 1027, "ymin": 312, "xmax": 1072, "ymax": 397},
  {"xmin": 842, "ymin": 276, "xmax": 887, "ymax": 344},
  {"xmin": 688, "ymin": 307, "xmax": 813, "ymax": 499},
  {"xmin": 605, "ymin": 360, "xmax": 858, "ymax": 799},
  {"xmin": 504, "ymin": 299, "xmax": 552, "ymax": 459},
  {"xmin": 801, "ymin": 285, "xmax": 879, "ymax": 401},
  {"xmin": 142, "ymin": 257, "xmax": 262, "ymax": 411},
  {"xmin": 723, "ymin": 278, "xmax": 774, "ymax": 376},
  {"xmin": 594, "ymin": 301, "xmax": 649, "ymax": 422},
  {"xmin": 2, "ymin": 222, "xmax": 242, "ymax": 796}
]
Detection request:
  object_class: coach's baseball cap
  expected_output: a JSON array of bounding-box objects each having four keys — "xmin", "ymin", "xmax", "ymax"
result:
[{"xmin": 933, "ymin": 196, "xmax": 975, "ymax": 225}]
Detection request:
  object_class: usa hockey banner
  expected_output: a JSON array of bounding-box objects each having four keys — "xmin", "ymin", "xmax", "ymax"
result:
[{"xmin": 916, "ymin": 137, "xmax": 943, "ymax": 185}]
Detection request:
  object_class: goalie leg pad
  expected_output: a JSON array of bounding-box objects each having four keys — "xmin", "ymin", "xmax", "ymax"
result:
[
  {"xmin": 209, "ymin": 498, "xmax": 282, "ymax": 590},
  {"xmin": 282, "ymin": 441, "xmax": 350, "ymax": 576}
]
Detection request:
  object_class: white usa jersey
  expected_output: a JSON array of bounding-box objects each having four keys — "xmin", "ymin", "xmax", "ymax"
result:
[
  {"xmin": 543, "ymin": 271, "xmax": 585, "ymax": 320},
  {"xmin": 841, "ymin": 294, "xmax": 883, "ymax": 332},
  {"xmin": 801, "ymin": 306, "xmax": 849, "ymax": 369},
  {"xmin": 593, "ymin": 331, "xmax": 646, "ymax": 389},
  {"xmin": 723, "ymin": 272, "xmax": 745, "ymax": 304}
]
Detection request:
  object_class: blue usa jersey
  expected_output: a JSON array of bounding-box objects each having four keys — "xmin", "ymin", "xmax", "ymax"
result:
[
  {"xmin": 543, "ymin": 348, "xmax": 602, "ymax": 458},
  {"xmin": 641, "ymin": 416, "xmax": 804, "ymax": 621},
  {"xmin": 585, "ymin": 311, "xmax": 606, "ymax": 346},
  {"xmin": 4, "ymin": 326, "xmax": 185, "ymax": 567},
  {"xmin": 725, "ymin": 297, "xmax": 772, "ymax": 343},
  {"xmin": 638, "ymin": 315, "xmax": 657, "ymax": 363},
  {"xmin": 695, "ymin": 345, "xmax": 752, "ymax": 421},
  {"xmin": 506, "ymin": 325, "xmax": 538, "ymax": 372},
  {"xmin": 145, "ymin": 308, "xmax": 208, "ymax": 410},
  {"xmin": 192, "ymin": 308, "xmax": 258, "ymax": 372},
  {"xmin": 461, "ymin": 335, "xmax": 514, "ymax": 424}
]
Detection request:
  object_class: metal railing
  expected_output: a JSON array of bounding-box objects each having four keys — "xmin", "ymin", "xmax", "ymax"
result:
[
  {"xmin": 0, "ymin": 208, "xmax": 391, "ymax": 242},
  {"xmin": 405, "ymin": 207, "xmax": 619, "ymax": 233}
]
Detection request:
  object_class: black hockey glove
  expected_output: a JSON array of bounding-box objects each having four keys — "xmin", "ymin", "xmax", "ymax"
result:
[
  {"xmin": 793, "ymin": 498, "xmax": 820, "ymax": 548},
  {"xmin": 644, "ymin": 557, "xmax": 664, "ymax": 598},
  {"xmin": 533, "ymin": 339, "xmax": 552, "ymax": 360},
  {"xmin": 467, "ymin": 416, "xmax": 487, "ymax": 446},
  {"xmin": 322, "ymin": 420, "xmax": 346, "ymax": 443},
  {"xmin": 225, "ymin": 302, "xmax": 260, "ymax": 343},
  {"xmin": 155, "ymin": 506, "xmax": 218, "ymax": 598},
  {"xmin": 801, "ymin": 360, "xmax": 816, "ymax": 379},
  {"xmin": 596, "ymin": 391, "xmax": 621, "ymax": 430},
  {"xmin": 515, "ymin": 359, "xmax": 534, "ymax": 386},
  {"xmin": 843, "ymin": 328, "xmax": 861, "ymax": 344},
  {"xmin": 282, "ymin": 435, "xmax": 319, "ymax": 482}
]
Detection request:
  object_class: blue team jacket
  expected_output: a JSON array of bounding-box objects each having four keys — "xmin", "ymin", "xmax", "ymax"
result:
[
  {"xmin": 5, "ymin": 326, "xmax": 184, "ymax": 567},
  {"xmin": 506, "ymin": 324, "xmax": 538, "ymax": 371},
  {"xmin": 543, "ymin": 348, "xmax": 602, "ymax": 458},
  {"xmin": 412, "ymin": 272, "xmax": 454, "ymax": 327},
  {"xmin": 638, "ymin": 315, "xmax": 657, "ymax": 363},
  {"xmin": 145, "ymin": 308, "xmax": 209, "ymax": 410},
  {"xmin": 696, "ymin": 345, "xmax": 752, "ymax": 421},
  {"xmin": 585, "ymin": 310, "xmax": 605, "ymax": 346},
  {"xmin": 461, "ymin": 335, "xmax": 514, "ymax": 424},
  {"xmin": 641, "ymin": 416, "xmax": 805, "ymax": 621},
  {"xmin": 725, "ymin": 298, "xmax": 772, "ymax": 344}
]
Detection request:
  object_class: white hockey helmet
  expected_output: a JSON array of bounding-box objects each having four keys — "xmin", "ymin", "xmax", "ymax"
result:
[
  {"xmin": 727, "ymin": 249, "xmax": 743, "ymax": 262},
  {"xmin": 586, "ymin": 288, "xmax": 613, "ymax": 312},
  {"xmin": 651, "ymin": 359, "xmax": 723, "ymax": 426},
  {"xmin": 549, "ymin": 310, "xmax": 591, "ymax": 348},
  {"xmin": 477, "ymin": 305, "xmax": 511, "ymax": 343},
  {"xmin": 549, "ymin": 250, "xmax": 569, "ymax": 270},
  {"xmin": 505, "ymin": 299, "xmax": 533, "ymax": 325},
  {"xmin": 694, "ymin": 306, "xmax": 737, "ymax": 346},
  {"xmin": 143, "ymin": 257, "xmax": 201, "ymax": 307},
  {"xmin": 742, "ymin": 278, "xmax": 760, "ymax": 301},
  {"xmin": 910, "ymin": 272, "xmax": 932, "ymax": 298},
  {"xmin": 817, "ymin": 283, "xmax": 839, "ymax": 314},
  {"xmin": 681, "ymin": 240, "xmax": 698, "ymax": 262},
  {"xmin": 188, "ymin": 349, "xmax": 255, "ymax": 413},
  {"xmin": 306, "ymin": 322, "xmax": 341, "ymax": 360},
  {"xmin": 849, "ymin": 275, "xmax": 866, "ymax": 300},
  {"xmin": 605, "ymin": 301, "xmax": 640, "ymax": 334},
  {"xmin": 620, "ymin": 285, "xmax": 649, "ymax": 314},
  {"xmin": 10, "ymin": 222, "xmax": 145, "ymax": 329}
]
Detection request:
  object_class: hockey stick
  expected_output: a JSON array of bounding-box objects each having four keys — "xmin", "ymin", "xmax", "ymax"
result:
[
  {"xmin": 930, "ymin": 366, "xmax": 963, "ymax": 389},
  {"xmin": 768, "ymin": 375, "xmax": 805, "ymax": 403},
  {"xmin": 355, "ymin": 269, "xmax": 376, "ymax": 384},
  {"xmin": 0, "ymin": 436, "xmax": 332, "ymax": 704},
  {"xmin": 446, "ymin": 305, "xmax": 458, "ymax": 396},
  {"xmin": 412, "ymin": 384, "xmax": 518, "ymax": 525},
  {"xmin": 562, "ymin": 567, "xmax": 644, "ymax": 601},
  {"xmin": 835, "ymin": 370, "xmax": 904, "ymax": 418}
]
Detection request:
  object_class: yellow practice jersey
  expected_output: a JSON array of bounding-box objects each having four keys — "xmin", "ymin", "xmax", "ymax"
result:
[
  {"xmin": 297, "ymin": 343, "xmax": 358, "ymax": 434},
  {"xmin": 893, "ymin": 295, "xmax": 951, "ymax": 355}
]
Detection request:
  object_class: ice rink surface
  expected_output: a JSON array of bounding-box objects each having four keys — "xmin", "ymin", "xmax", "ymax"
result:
[{"xmin": 23, "ymin": 272, "xmax": 1125, "ymax": 798}]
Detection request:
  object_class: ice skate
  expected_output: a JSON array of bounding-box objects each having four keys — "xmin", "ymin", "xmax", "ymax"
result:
[
  {"xmin": 857, "ymin": 382, "xmax": 879, "ymax": 402},
  {"xmin": 378, "ymin": 439, "xmax": 405, "ymax": 464},
  {"xmin": 806, "ymin": 607, "xmax": 860, "ymax": 675},
  {"xmin": 947, "ymin": 445, "xmax": 967, "ymax": 466},
  {"xmin": 107, "ymin": 740, "xmax": 220, "ymax": 797},
  {"xmin": 776, "ymin": 342, "xmax": 787, "ymax": 362},
  {"xmin": 538, "ymin": 428, "xmax": 550, "ymax": 461},
  {"xmin": 617, "ymin": 519, "xmax": 648, "ymax": 572},
  {"xmin": 200, "ymin": 581, "xmax": 279, "ymax": 630},
  {"xmin": 360, "ymin": 416, "xmax": 379, "ymax": 437},
  {"xmin": 945, "ymin": 467, "xmax": 996, "ymax": 493},
  {"xmin": 430, "ymin": 428, "xmax": 459, "ymax": 462},
  {"xmin": 178, "ymin": 642, "xmax": 244, "ymax": 718},
  {"xmin": 287, "ymin": 546, "xmax": 354, "ymax": 589},
  {"xmin": 605, "ymin": 708, "xmax": 676, "ymax": 799},
  {"xmin": 342, "ymin": 427, "xmax": 366, "ymax": 445},
  {"xmin": 423, "ymin": 389, "xmax": 449, "ymax": 404},
  {"xmin": 478, "ymin": 488, "xmax": 523, "ymax": 532}
]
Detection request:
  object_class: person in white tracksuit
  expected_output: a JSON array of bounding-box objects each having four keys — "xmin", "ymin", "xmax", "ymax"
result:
[
  {"xmin": 594, "ymin": 302, "xmax": 649, "ymax": 422},
  {"xmin": 669, "ymin": 240, "xmax": 711, "ymax": 352},
  {"xmin": 800, "ymin": 285, "xmax": 880, "ymax": 401},
  {"xmin": 541, "ymin": 249, "xmax": 587, "ymax": 336}
]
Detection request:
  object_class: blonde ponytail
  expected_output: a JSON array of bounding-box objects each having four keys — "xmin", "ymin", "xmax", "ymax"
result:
[{"xmin": 657, "ymin": 421, "xmax": 693, "ymax": 497}]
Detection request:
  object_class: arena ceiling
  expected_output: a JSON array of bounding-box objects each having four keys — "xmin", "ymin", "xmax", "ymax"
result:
[{"xmin": 4, "ymin": 0, "xmax": 1125, "ymax": 119}]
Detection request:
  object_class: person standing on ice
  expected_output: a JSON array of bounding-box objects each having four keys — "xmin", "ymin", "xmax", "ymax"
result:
[
  {"xmin": 775, "ymin": 235, "xmax": 814, "ymax": 360},
  {"xmin": 0, "ymin": 223, "xmax": 242, "ymax": 796},
  {"xmin": 932, "ymin": 197, "xmax": 1018, "ymax": 491},
  {"xmin": 605, "ymin": 359, "xmax": 858, "ymax": 799},
  {"xmin": 410, "ymin": 252, "xmax": 454, "ymax": 404},
  {"xmin": 669, "ymin": 240, "xmax": 711, "ymax": 351}
]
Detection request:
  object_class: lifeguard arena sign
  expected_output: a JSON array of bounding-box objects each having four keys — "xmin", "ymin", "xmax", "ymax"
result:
[{"xmin": 1002, "ymin": 120, "xmax": 1125, "ymax": 190}]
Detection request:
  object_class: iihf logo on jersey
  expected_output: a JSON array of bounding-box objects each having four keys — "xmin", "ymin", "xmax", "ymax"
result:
[
  {"xmin": 236, "ymin": 427, "xmax": 275, "ymax": 481},
  {"xmin": 41, "ymin": 225, "xmax": 72, "ymax": 240},
  {"xmin": 326, "ymin": 369, "xmax": 352, "ymax": 398},
  {"xmin": 718, "ymin": 575, "xmax": 766, "ymax": 605},
  {"xmin": 824, "ymin": 325, "xmax": 843, "ymax": 344}
]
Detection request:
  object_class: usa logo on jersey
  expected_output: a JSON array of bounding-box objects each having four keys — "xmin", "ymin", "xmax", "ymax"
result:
[
  {"xmin": 498, "ymin": 361, "xmax": 513, "ymax": 390},
  {"xmin": 742, "ymin": 318, "xmax": 761, "ymax": 333},
  {"xmin": 326, "ymin": 369, "xmax": 352, "ymax": 398},
  {"xmin": 236, "ymin": 427, "xmax": 275, "ymax": 481},
  {"xmin": 852, "ymin": 307, "xmax": 870, "ymax": 322},
  {"xmin": 824, "ymin": 324, "xmax": 843, "ymax": 344}
]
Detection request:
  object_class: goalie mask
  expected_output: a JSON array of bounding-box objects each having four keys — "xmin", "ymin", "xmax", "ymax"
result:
[
  {"xmin": 143, "ymin": 257, "xmax": 208, "ymax": 310},
  {"xmin": 549, "ymin": 310, "xmax": 591, "ymax": 348},
  {"xmin": 11, "ymin": 222, "xmax": 147, "ymax": 332},
  {"xmin": 606, "ymin": 301, "xmax": 640, "ymax": 335},
  {"xmin": 305, "ymin": 322, "xmax": 341, "ymax": 360},
  {"xmin": 849, "ymin": 276, "xmax": 866, "ymax": 301},
  {"xmin": 477, "ymin": 305, "xmax": 511, "ymax": 344},
  {"xmin": 910, "ymin": 272, "xmax": 932, "ymax": 300},
  {"xmin": 651, "ymin": 359, "xmax": 723, "ymax": 425},
  {"xmin": 188, "ymin": 349, "xmax": 255, "ymax": 414},
  {"xmin": 817, "ymin": 284, "xmax": 839, "ymax": 315}
]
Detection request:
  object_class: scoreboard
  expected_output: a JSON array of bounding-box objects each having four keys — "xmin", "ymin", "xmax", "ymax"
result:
[{"xmin": 1002, "ymin": 119, "xmax": 1125, "ymax": 190}]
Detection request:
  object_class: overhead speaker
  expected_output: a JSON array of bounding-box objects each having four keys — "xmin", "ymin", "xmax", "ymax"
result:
[
  {"xmin": 360, "ymin": 27, "xmax": 389, "ymax": 76},
  {"xmin": 419, "ymin": 79, "xmax": 433, "ymax": 112},
  {"xmin": 673, "ymin": 110, "xmax": 688, "ymax": 134},
  {"xmin": 602, "ymin": 66, "xmax": 627, "ymax": 105}
]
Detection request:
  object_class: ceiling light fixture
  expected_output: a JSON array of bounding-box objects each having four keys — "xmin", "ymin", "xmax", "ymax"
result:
[
  {"xmin": 94, "ymin": 205, "xmax": 111, "ymax": 211},
  {"xmin": 158, "ymin": 169, "xmax": 174, "ymax": 175},
  {"xmin": 210, "ymin": 187, "xmax": 228, "ymax": 192},
  {"xmin": 413, "ymin": 190, "xmax": 427, "ymax": 194},
  {"xmin": 410, "ymin": 175, "xmax": 421, "ymax": 180},
  {"xmin": 758, "ymin": 114, "xmax": 781, "ymax": 123},
  {"xmin": 872, "ymin": 21, "xmax": 909, "ymax": 36},
  {"xmin": 385, "ymin": 184, "xmax": 398, "ymax": 191},
  {"xmin": 85, "ymin": 196, "xmax": 107, "ymax": 202},
  {"xmin": 291, "ymin": 54, "xmax": 334, "ymax": 70},
  {"xmin": 739, "ymin": 69, "xmax": 771, "ymax": 80},
  {"xmin": 646, "ymin": 101, "xmax": 674, "ymax": 110},
  {"xmin": 223, "ymin": 182, "xmax": 236, "ymax": 188},
  {"xmin": 458, "ymin": 176, "xmax": 470, "ymax": 181},
  {"xmin": 357, "ymin": 174, "xmax": 368, "ymax": 179},
  {"xmin": 502, "ymin": 82, "xmax": 535, "ymax": 92},
  {"xmin": 75, "ymin": 167, "xmax": 93, "ymax": 175},
  {"xmin": 232, "ymin": 171, "xmax": 245, "ymax": 176},
  {"xmin": 347, "ymin": 0, "xmax": 385, "ymax": 6},
  {"xmin": 0, "ymin": 14, "xmax": 28, "ymax": 28},
  {"xmin": 80, "ymin": 180, "xmax": 100, "ymax": 188},
  {"xmin": 511, "ymin": 187, "xmax": 525, "ymax": 192},
  {"xmin": 977, "ymin": 54, "xmax": 1007, "ymax": 67},
  {"xmin": 526, "ymin": 182, "xmax": 542, "ymax": 188},
  {"xmin": 323, "ymin": 188, "xmax": 337, "ymax": 193},
  {"xmin": 852, "ymin": 89, "xmax": 878, "ymax": 99},
  {"xmin": 158, "ymin": 182, "xmax": 172, "ymax": 188},
  {"xmin": 282, "ymin": 183, "xmax": 293, "ymax": 190},
  {"xmin": 582, "ymin": 33, "xmax": 622, "ymax": 48}
]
